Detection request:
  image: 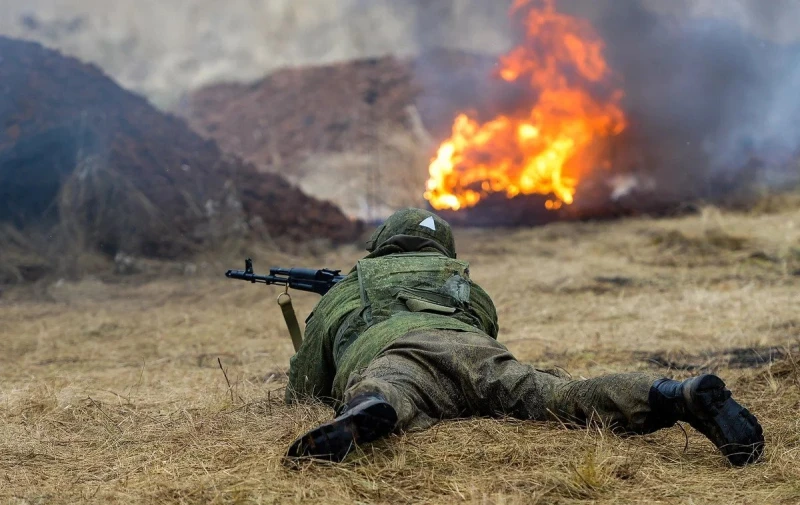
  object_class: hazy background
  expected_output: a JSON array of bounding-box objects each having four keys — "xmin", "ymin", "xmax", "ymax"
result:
[
  {"xmin": 3, "ymin": 0, "xmax": 800, "ymax": 222},
  {"xmin": 0, "ymin": 0, "xmax": 511, "ymax": 108},
  {"xmin": 2, "ymin": 0, "xmax": 798, "ymax": 109}
]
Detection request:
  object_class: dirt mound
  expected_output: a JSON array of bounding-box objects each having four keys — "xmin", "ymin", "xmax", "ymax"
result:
[
  {"xmin": 185, "ymin": 49, "xmax": 493, "ymax": 164},
  {"xmin": 186, "ymin": 56, "xmax": 419, "ymax": 167},
  {"xmin": 183, "ymin": 49, "xmax": 496, "ymax": 220},
  {"xmin": 0, "ymin": 36, "xmax": 361, "ymax": 282},
  {"xmin": 180, "ymin": 49, "xmax": 703, "ymax": 224}
]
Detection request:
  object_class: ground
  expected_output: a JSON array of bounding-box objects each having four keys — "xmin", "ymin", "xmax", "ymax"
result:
[{"xmin": 2, "ymin": 201, "xmax": 800, "ymax": 505}]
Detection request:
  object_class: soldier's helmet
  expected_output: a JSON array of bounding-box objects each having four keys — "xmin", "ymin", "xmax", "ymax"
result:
[{"xmin": 366, "ymin": 208, "xmax": 456, "ymax": 258}]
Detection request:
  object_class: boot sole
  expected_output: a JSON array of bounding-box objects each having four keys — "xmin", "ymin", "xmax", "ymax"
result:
[
  {"xmin": 684, "ymin": 374, "xmax": 764, "ymax": 466},
  {"xmin": 285, "ymin": 399, "xmax": 398, "ymax": 462}
]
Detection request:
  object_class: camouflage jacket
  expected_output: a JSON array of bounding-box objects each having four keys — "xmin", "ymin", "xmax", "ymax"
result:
[{"xmin": 285, "ymin": 241, "xmax": 499, "ymax": 404}]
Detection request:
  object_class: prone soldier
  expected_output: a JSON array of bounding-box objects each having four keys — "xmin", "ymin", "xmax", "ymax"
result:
[{"xmin": 283, "ymin": 208, "xmax": 764, "ymax": 466}]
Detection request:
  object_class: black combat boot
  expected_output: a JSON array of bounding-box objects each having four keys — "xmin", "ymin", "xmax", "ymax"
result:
[
  {"xmin": 285, "ymin": 393, "xmax": 398, "ymax": 463},
  {"xmin": 649, "ymin": 374, "xmax": 764, "ymax": 466}
]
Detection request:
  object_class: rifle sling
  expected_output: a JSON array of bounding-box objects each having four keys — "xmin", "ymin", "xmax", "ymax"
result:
[{"xmin": 277, "ymin": 293, "xmax": 303, "ymax": 352}]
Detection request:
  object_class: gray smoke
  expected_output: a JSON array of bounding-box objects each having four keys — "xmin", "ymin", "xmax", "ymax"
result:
[
  {"xmin": 561, "ymin": 0, "xmax": 800, "ymax": 199},
  {"xmin": 408, "ymin": 0, "xmax": 800, "ymax": 209}
]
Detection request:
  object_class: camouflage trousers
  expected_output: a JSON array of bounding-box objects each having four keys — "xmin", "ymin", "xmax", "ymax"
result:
[{"xmin": 342, "ymin": 329, "xmax": 667, "ymax": 433}]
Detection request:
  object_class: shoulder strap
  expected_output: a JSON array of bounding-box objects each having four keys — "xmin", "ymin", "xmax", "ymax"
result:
[{"xmin": 277, "ymin": 292, "xmax": 303, "ymax": 352}]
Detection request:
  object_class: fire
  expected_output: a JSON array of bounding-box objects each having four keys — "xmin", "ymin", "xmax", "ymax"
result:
[{"xmin": 425, "ymin": 0, "xmax": 627, "ymax": 211}]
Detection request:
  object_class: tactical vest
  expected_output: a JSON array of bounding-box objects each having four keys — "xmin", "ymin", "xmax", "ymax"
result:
[{"xmin": 332, "ymin": 252, "xmax": 475, "ymax": 364}]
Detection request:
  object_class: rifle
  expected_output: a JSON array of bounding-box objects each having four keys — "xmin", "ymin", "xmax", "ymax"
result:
[
  {"xmin": 225, "ymin": 258, "xmax": 346, "ymax": 295},
  {"xmin": 224, "ymin": 258, "xmax": 346, "ymax": 351}
]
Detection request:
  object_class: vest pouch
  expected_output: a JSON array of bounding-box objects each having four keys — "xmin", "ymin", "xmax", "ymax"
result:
[
  {"xmin": 394, "ymin": 287, "xmax": 457, "ymax": 315},
  {"xmin": 357, "ymin": 253, "xmax": 471, "ymax": 326}
]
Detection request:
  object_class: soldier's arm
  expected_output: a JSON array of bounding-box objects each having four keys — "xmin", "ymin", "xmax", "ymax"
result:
[
  {"xmin": 468, "ymin": 282, "xmax": 500, "ymax": 339},
  {"xmin": 284, "ymin": 273, "xmax": 362, "ymax": 405},
  {"xmin": 285, "ymin": 312, "xmax": 336, "ymax": 405}
]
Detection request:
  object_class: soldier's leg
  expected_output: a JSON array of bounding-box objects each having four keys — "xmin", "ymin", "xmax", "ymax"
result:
[
  {"xmin": 466, "ymin": 339, "xmax": 764, "ymax": 465},
  {"xmin": 439, "ymin": 333, "xmax": 661, "ymax": 432},
  {"xmin": 536, "ymin": 372, "xmax": 665, "ymax": 432},
  {"xmin": 341, "ymin": 335, "xmax": 474, "ymax": 431},
  {"xmin": 285, "ymin": 329, "xmax": 474, "ymax": 462},
  {"xmin": 287, "ymin": 330, "xmax": 763, "ymax": 465},
  {"xmin": 341, "ymin": 331, "xmax": 662, "ymax": 434}
]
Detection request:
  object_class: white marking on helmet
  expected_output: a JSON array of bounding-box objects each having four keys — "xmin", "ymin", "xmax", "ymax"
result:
[{"xmin": 419, "ymin": 216, "xmax": 436, "ymax": 231}]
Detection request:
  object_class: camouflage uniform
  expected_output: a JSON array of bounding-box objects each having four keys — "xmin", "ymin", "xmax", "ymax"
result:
[{"xmin": 286, "ymin": 208, "xmax": 663, "ymax": 434}]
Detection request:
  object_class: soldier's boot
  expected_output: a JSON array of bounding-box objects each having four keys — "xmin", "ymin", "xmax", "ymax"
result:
[
  {"xmin": 650, "ymin": 374, "xmax": 764, "ymax": 466},
  {"xmin": 285, "ymin": 393, "xmax": 398, "ymax": 463}
]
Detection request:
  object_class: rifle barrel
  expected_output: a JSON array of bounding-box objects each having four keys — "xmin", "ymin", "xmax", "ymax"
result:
[
  {"xmin": 225, "ymin": 261, "xmax": 346, "ymax": 295},
  {"xmin": 225, "ymin": 269, "xmax": 283, "ymax": 285}
]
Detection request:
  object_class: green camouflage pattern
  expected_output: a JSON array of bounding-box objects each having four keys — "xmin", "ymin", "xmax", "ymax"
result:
[
  {"xmin": 357, "ymin": 252, "xmax": 472, "ymax": 324},
  {"xmin": 286, "ymin": 208, "xmax": 498, "ymax": 404},
  {"xmin": 366, "ymin": 208, "xmax": 457, "ymax": 258},
  {"xmin": 285, "ymin": 265, "xmax": 499, "ymax": 403},
  {"xmin": 286, "ymin": 207, "xmax": 666, "ymax": 438},
  {"xmin": 344, "ymin": 329, "xmax": 662, "ymax": 433}
]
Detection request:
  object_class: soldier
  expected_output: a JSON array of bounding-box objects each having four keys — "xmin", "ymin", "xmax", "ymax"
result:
[{"xmin": 285, "ymin": 208, "xmax": 764, "ymax": 466}]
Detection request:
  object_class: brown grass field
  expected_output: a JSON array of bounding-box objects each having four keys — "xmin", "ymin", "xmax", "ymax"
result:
[{"xmin": 2, "ymin": 201, "xmax": 800, "ymax": 504}]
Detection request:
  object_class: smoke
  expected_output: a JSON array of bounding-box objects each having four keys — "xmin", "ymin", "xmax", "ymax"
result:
[
  {"xmin": 6, "ymin": 0, "xmax": 799, "ymax": 213},
  {"xmin": 561, "ymin": 0, "xmax": 800, "ymax": 199},
  {"xmin": 404, "ymin": 0, "xmax": 511, "ymax": 53},
  {"xmin": 1, "ymin": 0, "xmax": 513, "ymax": 108},
  {"xmin": 408, "ymin": 0, "xmax": 800, "ymax": 214}
]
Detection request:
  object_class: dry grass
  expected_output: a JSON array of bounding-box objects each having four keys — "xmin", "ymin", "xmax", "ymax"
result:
[{"xmin": 2, "ymin": 204, "xmax": 800, "ymax": 504}]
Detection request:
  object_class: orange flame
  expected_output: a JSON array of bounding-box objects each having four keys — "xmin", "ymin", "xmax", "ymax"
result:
[{"xmin": 425, "ymin": 0, "xmax": 627, "ymax": 211}]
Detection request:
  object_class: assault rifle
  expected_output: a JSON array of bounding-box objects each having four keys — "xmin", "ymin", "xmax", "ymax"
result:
[
  {"xmin": 224, "ymin": 258, "xmax": 347, "ymax": 351},
  {"xmin": 225, "ymin": 258, "xmax": 346, "ymax": 296}
]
